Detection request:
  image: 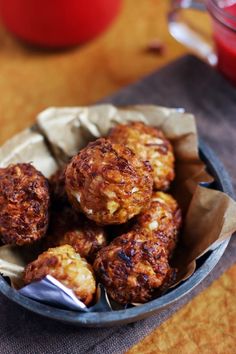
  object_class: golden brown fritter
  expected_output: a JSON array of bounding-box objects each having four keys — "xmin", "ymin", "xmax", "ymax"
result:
[
  {"xmin": 44, "ymin": 207, "xmax": 107, "ymax": 262},
  {"xmin": 65, "ymin": 138, "xmax": 153, "ymax": 225},
  {"xmin": 23, "ymin": 245, "xmax": 96, "ymax": 306},
  {"xmin": 135, "ymin": 192, "xmax": 182, "ymax": 257},
  {"xmin": 0, "ymin": 163, "xmax": 50, "ymax": 246},
  {"xmin": 49, "ymin": 167, "xmax": 68, "ymax": 206},
  {"xmin": 109, "ymin": 122, "xmax": 175, "ymax": 191},
  {"xmin": 94, "ymin": 230, "xmax": 175, "ymax": 304}
]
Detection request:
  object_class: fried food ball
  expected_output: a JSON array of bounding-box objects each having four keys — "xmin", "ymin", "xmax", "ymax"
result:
[
  {"xmin": 109, "ymin": 122, "xmax": 175, "ymax": 191},
  {"xmin": 94, "ymin": 230, "xmax": 175, "ymax": 304},
  {"xmin": 0, "ymin": 163, "xmax": 50, "ymax": 246},
  {"xmin": 65, "ymin": 138, "xmax": 153, "ymax": 225},
  {"xmin": 135, "ymin": 192, "xmax": 182, "ymax": 257},
  {"xmin": 44, "ymin": 207, "xmax": 107, "ymax": 262},
  {"xmin": 23, "ymin": 245, "xmax": 96, "ymax": 306},
  {"xmin": 49, "ymin": 167, "xmax": 68, "ymax": 206}
]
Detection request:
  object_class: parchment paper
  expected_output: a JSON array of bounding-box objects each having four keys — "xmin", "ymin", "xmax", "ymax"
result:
[
  {"xmin": 0, "ymin": 104, "xmax": 236, "ymax": 307},
  {"xmin": 0, "ymin": 128, "xmax": 58, "ymax": 177}
]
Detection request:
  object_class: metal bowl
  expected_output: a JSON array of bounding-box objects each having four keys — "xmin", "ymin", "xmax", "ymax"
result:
[{"xmin": 0, "ymin": 140, "xmax": 234, "ymax": 327}]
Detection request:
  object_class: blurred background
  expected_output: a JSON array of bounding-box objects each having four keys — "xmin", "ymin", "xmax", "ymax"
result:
[{"xmin": 0, "ymin": 0, "xmax": 211, "ymax": 145}]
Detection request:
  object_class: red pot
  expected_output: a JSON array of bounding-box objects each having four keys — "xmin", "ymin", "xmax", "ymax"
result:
[{"xmin": 0, "ymin": 0, "xmax": 122, "ymax": 47}]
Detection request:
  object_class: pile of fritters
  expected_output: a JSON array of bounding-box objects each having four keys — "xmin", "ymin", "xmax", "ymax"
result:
[{"xmin": 0, "ymin": 122, "xmax": 181, "ymax": 306}]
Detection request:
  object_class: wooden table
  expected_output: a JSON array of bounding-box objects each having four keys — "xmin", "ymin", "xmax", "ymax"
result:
[{"xmin": 0, "ymin": 1, "xmax": 235, "ymax": 353}]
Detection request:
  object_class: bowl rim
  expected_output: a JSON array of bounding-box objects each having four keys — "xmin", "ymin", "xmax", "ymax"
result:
[{"xmin": 0, "ymin": 139, "xmax": 234, "ymax": 327}]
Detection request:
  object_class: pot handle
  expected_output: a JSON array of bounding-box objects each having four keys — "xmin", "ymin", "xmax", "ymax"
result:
[{"xmin": 168, "ymin": 0, "xmax": 217, "ymax": 65}]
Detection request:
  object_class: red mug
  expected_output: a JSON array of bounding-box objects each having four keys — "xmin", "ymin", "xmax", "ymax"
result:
[
  {"xmin": 168, "ymin": 0, "xmax": 236, "ymax": 85},
  {"xmin": 0, "ymin": 0, "xmax": 122, "ymax": 47}
]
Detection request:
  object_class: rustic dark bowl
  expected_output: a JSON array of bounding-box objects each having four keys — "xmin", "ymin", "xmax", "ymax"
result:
[{"xmin": 0, "ymin": 140, "xmax": 234, "ymax": 327}]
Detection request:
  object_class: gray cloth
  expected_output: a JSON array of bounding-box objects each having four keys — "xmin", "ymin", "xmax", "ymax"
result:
[{"xmin": 1, "ymin": 55, "xmax": 236, "ymax": 354}]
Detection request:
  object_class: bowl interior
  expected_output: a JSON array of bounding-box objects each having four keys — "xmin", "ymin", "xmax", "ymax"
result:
[{"xmin": 0, "ymin": 140, "xmax": 234, "ymax": 327}]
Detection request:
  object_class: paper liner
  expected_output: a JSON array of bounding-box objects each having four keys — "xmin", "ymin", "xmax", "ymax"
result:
[
  {"xmin": 0, "ymin": 128, "xmax": 58, "ymax": 177},
  {"xmin": 0, "ymin": 242, "xmax": 43, "ymax": 288},
  {"xmin": 19, "ymin": 276, "xmax": 112, "ymax": 312},
  {"xmin": 0, "ymin": 104, "xmax": 235, "ymax": 311},
  {"xmin": 37, "ymin": 105, "xmax": 148, "ymax": 165}
]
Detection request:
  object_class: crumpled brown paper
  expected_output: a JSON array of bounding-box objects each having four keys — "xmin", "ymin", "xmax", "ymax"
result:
[
  {"xmin": 0, "ymin": 104, "xmax": 236, "ymax": 298},
  {"xmin": 0, "ymin": 128, "xmax": 58, "ymax": 177}
]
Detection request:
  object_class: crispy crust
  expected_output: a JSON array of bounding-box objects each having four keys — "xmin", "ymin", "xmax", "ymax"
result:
[
  {"xmin": 94, "ymin": 230, "xmax": 175, "ymax": 304},
  {"xmin": 135, "ymin": 192, "xmax": 182, "ymax": 257},
  {"xmin": 65, "ymin": 138, "xmax": 153, "ymax": 225},
  {"xmin": 23, "ymin": 245, "xmax": 96, "ymax": 306},
  {"xmin": 109, "ymin": 122, "xmax": 175, "ymax": 190},
  {"xmin": 44, "ymin": 207, "xmax": 107, "ymax": 262},
  {"xmin": 0, "ymin": 163, "xmax": 50, "ymax": 245}
]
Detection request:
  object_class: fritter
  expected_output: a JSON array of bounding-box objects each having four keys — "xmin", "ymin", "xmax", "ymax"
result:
[
  {"xmin": 109, "ymin": 122, "xmax": 175, "ymax": 190},
  {"xmin": 65, "ymin": 138, "xmax": 153, "ymax": 225},
  {"xmin": 49, "ymin": 167, "xmax": 68, "ymax": 206},
  {"xmin": 23, "ymin": 245, "xmax": 96, "ymax": 306},
  {"xmin": 44, "ymin": 207, "xmax": 107, "ymax": 262},
  {"xmin": 135, "ymin": 192, "xmax": 182, "ymax": 257},
  {"xmin": 0, "ymin": 163, "xmax": 50, "ymax": 246},
  {"xmin": 93, "ymin": 230, "xmax": 175, "ymax": 304}
]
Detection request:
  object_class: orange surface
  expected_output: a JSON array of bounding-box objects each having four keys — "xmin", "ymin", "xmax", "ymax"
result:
[
  {"xmin": 128, "ymin": 265, "xmax": 236, "ymax": 354},
  {"xmin": 0, "ymin": 0, "xmax": 186, "ymax": 145},
  {"xmin": 0, "ymin": 0, "xmax": 235, "ymax": 353}
]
